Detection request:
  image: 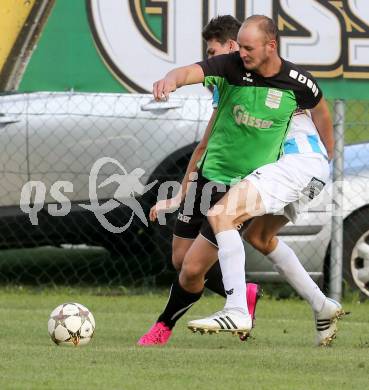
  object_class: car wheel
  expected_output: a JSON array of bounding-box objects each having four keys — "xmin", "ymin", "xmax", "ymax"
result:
[{"xmin": 343, "ymin": 207, "xmax": 369, "ymax": 297}]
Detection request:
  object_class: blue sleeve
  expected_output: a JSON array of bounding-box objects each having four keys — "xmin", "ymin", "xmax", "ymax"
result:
[{"xmin": 212, "ymin": 86, "xmax": 219, "ymax": 108}]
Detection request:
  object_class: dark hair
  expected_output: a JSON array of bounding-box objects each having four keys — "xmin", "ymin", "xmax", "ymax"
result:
[
  {"xmin": 243, "ymin": 15, "xmax": 279, "ymax": 41},
  {"xmin": 202, "ymin": 15, "xmax": 242, "ymax": 44}
]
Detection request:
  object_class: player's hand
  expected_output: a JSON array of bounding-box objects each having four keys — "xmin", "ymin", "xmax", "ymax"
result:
[
  {"xmin": 153, "ymin": 78, "xmax": 177, "ymax": 101},
  {"xmin": 149, "ymin": 197, "xmax": 181, "ymax": 222}
]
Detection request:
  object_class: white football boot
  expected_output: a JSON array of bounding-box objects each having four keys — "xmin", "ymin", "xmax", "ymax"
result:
[
  {"xmin": 188, "ymin": 308, "xmax": 252, "ymax": 338},
  {"xmin": 314, "ymin": 298, "xmax": 346, "ymax": 346}
]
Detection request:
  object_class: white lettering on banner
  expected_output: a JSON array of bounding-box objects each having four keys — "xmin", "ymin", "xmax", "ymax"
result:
[
  {"xmin": 207, "ymin": 0, "xmax": 237, "ymax": 20},
  {"xmin": 347, "ymin": 0, "xmax": 369, "ymax": 70},
  {"xmin": 279, "ymin": 0, "xmax": 341, "ymax": 67},
  {"xmin": 89, "ymin": 0, "xmax": 204, "ymax": 94},
  {"xmin": 245, "ymin": 0, "xmax": 273, "ymax": 17},
  {"xmin": 206, "ymin": 0, "xmax": 273, "ymax": 21},
  {"xmin": 87, "ymin": 0, "xmax": 369, "ymax": 93}
]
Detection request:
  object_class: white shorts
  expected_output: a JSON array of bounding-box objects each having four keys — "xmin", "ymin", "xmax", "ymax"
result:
[{"xmin": 245, "ymin": 153, "xmax": 330, "ymax": 223}]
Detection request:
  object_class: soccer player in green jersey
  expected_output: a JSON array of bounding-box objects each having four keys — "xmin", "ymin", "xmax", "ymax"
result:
[
  {"xmin": 139, "ymin": 15, "xmax": 344, "ymax": 346},
  {"xmin": 180, "ymin": 16, "xmax": 342, "ymax": 339},
  {"xmin": 139, "ymin": 16, "xmax": 262, "ymax": 347}
]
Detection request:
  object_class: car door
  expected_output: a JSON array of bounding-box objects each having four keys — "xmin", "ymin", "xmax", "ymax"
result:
[{"xmin": 27, "ymin": 92, "xmax": 201, "ymax": 203}]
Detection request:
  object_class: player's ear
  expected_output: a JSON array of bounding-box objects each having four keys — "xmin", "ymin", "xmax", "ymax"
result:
[
  {"xmin": 268, "ymin": 39, "xmax": 277, "ymax": 51},
  {"xmin": 229, "ymin": 39, "xmax": 237, "ymax": 53}
]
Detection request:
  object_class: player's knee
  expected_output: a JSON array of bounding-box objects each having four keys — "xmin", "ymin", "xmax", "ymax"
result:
[
  {"xmin": 244, "ymin": 231, "xmax": 270, "ymax": 255},
  {"xmin": 181, "ymin": 259, "xmax": 205, "ymax": 283}
]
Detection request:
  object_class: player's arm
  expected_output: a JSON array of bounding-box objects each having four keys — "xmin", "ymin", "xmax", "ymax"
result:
[
  {"xmin": 310, "ymin": 97, "xmax": 334, "ymax": 160},
  {"xmin": 149, "ymin": 109, "xmax": 217, "ymax": 222},
  {"xmin": 153, "ymin": 54, "xmax": 230, "ymax": 101},
  {"xmin": 153, "ymin": 64, "xmax": 205, "ymax": 101},
  {"xmin": 294, "ymin": 69, "xmax": 334, "ymax": 160}
]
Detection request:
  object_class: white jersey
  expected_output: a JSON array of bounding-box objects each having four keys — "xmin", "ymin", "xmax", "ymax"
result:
[{"xmin": 285, "ymin": 110, "xmax": 328, "ymax": 159}]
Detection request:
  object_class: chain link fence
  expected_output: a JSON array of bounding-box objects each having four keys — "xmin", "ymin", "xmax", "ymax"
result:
[
  {"xmin": 331, "ymin": 100, "xmax": 369, "ymax": 299},
  {"xmin": 0, "ymin": 92, "xmax": 368, "ymax": 296}
]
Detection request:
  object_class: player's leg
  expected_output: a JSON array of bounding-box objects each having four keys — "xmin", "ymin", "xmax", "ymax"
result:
[
  {"xmin": 172, "ymin": 236, "xmax": 194, "ymax": 271},
  {"xmin": 172, "ymin": 174, "xmax": 260, "ymax": 301},
  {"xmin": 242, "ymin": 150, "xmax": 346, "ymax": 345},
  {"xmin": 172, "ymin": 222, "xmax": 262, "ymax": 337},
  {"xmin": 201, "ymin": 216, "xmax": 261, "ymax": 326},
  {"xmin": 179, "ymin": 234, "xmax": 219, "ymax": 292},
  {"xmin": 244, "ymin": 214, "xmax": 345, "ymax": 345},
  {"xmin": 187, "ymin": 180, "xmax": 265, "ymax": 335},
  {"xmin": 171, "ymin": 172, "xmax": 230, "ymax": 295},
  {"xmin": 138, "ymin": 234, "xmax": 218, "ymax": 346},
  {"xmin": 172, "ymin": 235, "xmax": 227, "ymax": 297},
  {"xmin": 137, "ymin": 235, "xmax": 193, "ymax": 346},
  {"xmin": 138, "ymin": 183, "xmax": 202, "ymax": 346},
  {"xmin": 139, "ymin": 176, "xmax": 262, "ymax": 344},
  {"xmin": 153, "ymin": 235, "xmax": 217, "ymax": 333},
  {"xmin": 245, "ymin": 214, "xmax": 328, "ymax": 310},
  {"xmin": 174, "ymin": 220, "xmax": 261, "ymax": 319}
]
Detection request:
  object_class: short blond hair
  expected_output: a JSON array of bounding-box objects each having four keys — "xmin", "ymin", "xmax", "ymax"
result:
[{"xmin": 242, "ymin": 15, "xmax": 279, "ymax": 42}]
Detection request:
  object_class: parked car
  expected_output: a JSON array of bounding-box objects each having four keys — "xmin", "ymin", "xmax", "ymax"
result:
[{"xmin": 0, "ymin": 92, "xmax": 368, "ymax": 295}]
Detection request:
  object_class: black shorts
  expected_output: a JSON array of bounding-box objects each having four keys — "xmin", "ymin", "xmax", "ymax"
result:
[{"xmin": 173, "ymin": 172, "xmax": 229, "ymax": 246}]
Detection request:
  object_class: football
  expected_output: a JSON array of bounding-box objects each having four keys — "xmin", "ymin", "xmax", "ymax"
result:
[{"xmin": 48, "ymin": 302, "xmax": 95, "ymax": 346}]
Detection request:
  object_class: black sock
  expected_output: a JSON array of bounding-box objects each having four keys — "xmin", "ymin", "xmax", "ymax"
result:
[
  {"xmin": 204, "ymin": 261, "xmax": 226, "ymax": 297},
  {"xmin": 157, "ymin": 277, "xmax": 203, "ymax": 329}
]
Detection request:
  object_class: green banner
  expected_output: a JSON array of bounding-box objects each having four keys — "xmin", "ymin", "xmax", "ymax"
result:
[{"xmin": 15, "ymin": 0, "xmax": 369, "ymax": 99}]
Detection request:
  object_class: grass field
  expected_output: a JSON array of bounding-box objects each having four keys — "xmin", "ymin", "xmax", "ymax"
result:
[{"xmin": 0, "ymin": 289, "xmax": 368, "ymax": 390}]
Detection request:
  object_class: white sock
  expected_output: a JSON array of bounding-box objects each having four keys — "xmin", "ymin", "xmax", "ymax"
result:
[
  {"xmin": 268, "ymin": 239, "xmax": 326, "ymax": 312},
  {"xmin": 216, "ymin": 230, "xmax": 248, "ymax": 315}
]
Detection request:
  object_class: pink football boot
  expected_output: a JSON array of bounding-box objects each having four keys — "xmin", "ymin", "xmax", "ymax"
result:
[
  {"xmin": 240, "ymin": 283, "xmax": 262, "ymax": 341},
  {"xmin": 137, "ymin": 322, "xmax": 172, "ymax": 346}
]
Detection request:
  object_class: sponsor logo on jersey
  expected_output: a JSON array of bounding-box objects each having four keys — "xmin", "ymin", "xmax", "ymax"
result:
[
  {"xmin": 233, "ymin": 105, "xmax": 273, "ymax": 129},
  {"xmin": 265, "ymin": 88, "xmax": 283, "ymax": 109}
]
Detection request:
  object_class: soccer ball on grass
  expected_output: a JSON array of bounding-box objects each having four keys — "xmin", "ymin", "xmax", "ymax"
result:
[{"xmin": 48, "ymin": 302, "xmax": 95, "ymax": 346}]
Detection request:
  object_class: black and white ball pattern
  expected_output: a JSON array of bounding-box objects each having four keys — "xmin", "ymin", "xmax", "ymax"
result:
[{"xmin": 48, "ymin": 302, "xmax": 95, "ymax": 346}]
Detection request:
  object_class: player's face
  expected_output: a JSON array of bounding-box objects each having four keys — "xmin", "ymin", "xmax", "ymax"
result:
[
  {"xmin": 206, "ymin": 39, "xmax": 236, "ymax": 58},
  {"xmin": 237, "ymin": 25, "xmax": 274, "ymax": 71}
]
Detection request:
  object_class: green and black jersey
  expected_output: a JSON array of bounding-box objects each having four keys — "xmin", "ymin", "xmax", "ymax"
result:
[{"xmin": 196, "ymin": 52, "xmax": 322, "ymax": 184}]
